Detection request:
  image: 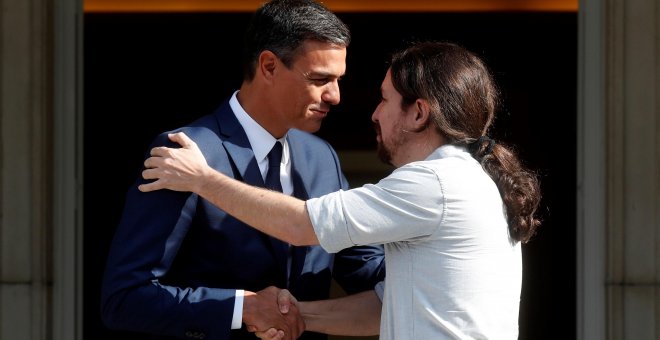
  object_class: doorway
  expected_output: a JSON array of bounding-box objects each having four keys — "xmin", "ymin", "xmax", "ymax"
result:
[{"xmin": 83, "ymin": 10, "xmax": 577, "ymax": 340}]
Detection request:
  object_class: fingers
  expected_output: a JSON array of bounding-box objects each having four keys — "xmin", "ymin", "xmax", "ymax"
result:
[
  {"xmin": 141, "ymin": 167, "xmax": 162, "ymax": 181},
  {"xmin": 139, "ymin": 157, "xmax": 164, "ymax": 192},
  {"xmin": 136, "ymin": 132, "xmax": 206, "ymax": 194},
  {"xmin": 253, "ymin": 328, "xmax": 284, "ymax": 340},
  {"xmin": 149, "ymin": 132, "xmax": 197, "ymax": 159},
  {"xmin": 143, "ymin": 156, "xmax": 162, "ymax": 171},
  {"xmin": 168, "ymin": 132, "xmax": 195, "ymax": 149},
  {"xmin": 138, "ymin": 180, "xmax": 161, "ymax": 192},
  {"xmin": 151, "ymin": 145, "xmax": 178, "ymax": 157}
]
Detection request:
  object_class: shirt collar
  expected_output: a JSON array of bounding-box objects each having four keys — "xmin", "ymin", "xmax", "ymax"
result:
[
  {"xmin": 429, "ymin": 144, "xmax": 473, "ymax": 162},
  {"xmin": 229, "ymin": 91, "xmax": 290, "ymax": 165}
]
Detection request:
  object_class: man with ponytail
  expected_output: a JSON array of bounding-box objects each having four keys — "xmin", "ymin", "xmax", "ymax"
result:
[{"xmin": 138, "ymin": 41, "xmax": 541, "ymax": 339}]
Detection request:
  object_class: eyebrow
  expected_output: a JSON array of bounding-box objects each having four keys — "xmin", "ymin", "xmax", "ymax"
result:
[{"xmin": 305, "ymin": 70, "xmax": 344, "ymax": 80}]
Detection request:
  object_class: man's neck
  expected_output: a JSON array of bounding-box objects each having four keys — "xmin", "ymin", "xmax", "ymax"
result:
[
  {"xmin": 237, "ymin": 82, "xmax": 287, "ymax": 138},
  {"xmin": 395, "ymin": 132, "xmax": 445, "ymax": 167}
]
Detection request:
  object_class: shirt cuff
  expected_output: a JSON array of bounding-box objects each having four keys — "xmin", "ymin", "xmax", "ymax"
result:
[
  {"xmin": 231, "ymin": 290, "xmax": 244, "ymax": 329},
  {"xmin": 374, "ymin": 281, "xmax": 385, "ymax": 302}
]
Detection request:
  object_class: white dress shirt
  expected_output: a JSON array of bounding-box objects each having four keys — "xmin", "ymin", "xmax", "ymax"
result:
[
  {"xmin": 307, "ymin": 144, "xmax": 522, "ymax": 339},
  {"xmin": 228, "ymin": 90, "xmax": 293, "ymax": 329}
]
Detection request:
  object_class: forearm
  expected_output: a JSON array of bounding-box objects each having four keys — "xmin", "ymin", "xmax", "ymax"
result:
[
  {"xmin": 102, "ymin": 280, "xmax": 236, "ymax": 337},
  {"xmin": 299, "ymin": 290, "xmax": 381, "ymax": 336},
  {"xmin": 140, "ymin": 132, "xmax": 321, "ymax": 246},
  {"xmin": 196, "ymin": 168, "xmax": 319, "ymax": 246}
]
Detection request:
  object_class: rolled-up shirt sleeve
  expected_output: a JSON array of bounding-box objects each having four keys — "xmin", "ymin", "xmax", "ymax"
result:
[
  {"xmin": 306, "ymin": 190, "xmax": 353, "ymax": 253},
  {"xmin": 306, "ymin": 163, "xmax": 445, "ymax": 253}
]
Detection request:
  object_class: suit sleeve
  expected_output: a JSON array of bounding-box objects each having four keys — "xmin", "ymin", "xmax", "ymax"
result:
[
  {"xmin": 333, "ymin": 244, "xmax": 386, "ymax": 294},
  {"xmin": 100, "ymin": 132, "xmax": 236, "ymax": 340}
]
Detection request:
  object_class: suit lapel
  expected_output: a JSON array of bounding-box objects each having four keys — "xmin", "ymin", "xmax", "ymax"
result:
[
  {"xmin": 214, "ymin": 103, "xmax": 263, "ymax": 187},
  {"xmin": 222, "ymin": 142, "xmax": 263, "ymax": 186},
  {"xmin": 287, "ymin": 132, "xmax": 312, "ymax": 200},
  {"xmin": 214, "ymin": 103, "xmax": 289, "ymax": 284},
  {"xmin": 287, "ymin": 133, "xmax": 311, "ymax": 286}
]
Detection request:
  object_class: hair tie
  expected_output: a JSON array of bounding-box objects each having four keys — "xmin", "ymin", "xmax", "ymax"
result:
[{"xmin": 471, "ymin": 135, "xmax": 495, "ymax": 156}]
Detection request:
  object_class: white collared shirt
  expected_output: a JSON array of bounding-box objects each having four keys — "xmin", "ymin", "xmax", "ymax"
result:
[
  {"xmin": 228, "ymin": 90, "xmax": 293, "ymax": 329},
  {"xmin": 307, "ymin": 145, "xmax": 521, "ymax": 339},
  {"xmin": 229, "ymin": 91, "xmax": 293, "ymax": 195}
]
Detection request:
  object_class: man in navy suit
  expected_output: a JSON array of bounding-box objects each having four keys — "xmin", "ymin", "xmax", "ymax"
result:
[{"xmin": 100, "ymin": 1, "xmax": 385, "ymax": 339}]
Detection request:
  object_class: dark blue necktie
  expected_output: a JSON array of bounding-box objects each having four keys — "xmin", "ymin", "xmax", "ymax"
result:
[
  {"xmin": 264, "ymin": 141, "xmax": 289, "ymax": 285},
  {"xmin": 265, "ymin": 141, "xmax": 283, "ymax": 192},
  {"xmin": 264, "ymin": 141, "xmax": 301, "ymax": 287}
]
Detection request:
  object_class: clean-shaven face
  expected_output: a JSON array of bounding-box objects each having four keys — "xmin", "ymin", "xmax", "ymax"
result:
[{"xmin": 271, "ymin": 40, "xmax": 346, "ymax": 133}]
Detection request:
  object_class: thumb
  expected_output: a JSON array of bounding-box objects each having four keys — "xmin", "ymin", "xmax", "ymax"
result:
[
  {"xmin": 277, "ymin": 289, "xmax": 296, "ymax": 314},
  {"xmin": 168, "ymin": 132, "xmax": 195, "ymax": 149}
]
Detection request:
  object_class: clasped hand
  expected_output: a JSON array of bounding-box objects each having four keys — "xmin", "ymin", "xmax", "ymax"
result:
[{"xmin": 243, "ymin": 286, "xmax": 303, "ymax": 340}]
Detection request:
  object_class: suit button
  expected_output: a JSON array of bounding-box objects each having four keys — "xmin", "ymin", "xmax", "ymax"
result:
[{"xmin": 185, "ymin": 330, "xmax": 205, "ymax": 339}]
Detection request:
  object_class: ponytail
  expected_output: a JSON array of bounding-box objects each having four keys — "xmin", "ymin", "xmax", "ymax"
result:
[
  {"xmin": 388, "ymin": 41, "xmax": 542, "ymax": 242},
  {"xmin": 469, "ymin": 137, "xmax": 541, "ymax": 243}
]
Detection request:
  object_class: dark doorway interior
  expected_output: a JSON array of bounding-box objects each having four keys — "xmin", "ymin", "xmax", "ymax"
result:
[{"xmin": 84, "ymin": 11, "xmax": 576, "ymax": 340}]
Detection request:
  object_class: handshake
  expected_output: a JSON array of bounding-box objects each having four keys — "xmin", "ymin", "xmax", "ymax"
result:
[
  {"xmin": 242, "ymin": 286, "xmax": 304, "ymax": 340},
  {"xmin": 242, "ymin": 286, "xmax": 382, "ymax": 340}
]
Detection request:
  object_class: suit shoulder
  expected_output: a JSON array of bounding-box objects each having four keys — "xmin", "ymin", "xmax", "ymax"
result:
[
  {"xmin": 147, "ymin": 123, "xmax": 218, "ymax": 149},
  {"xmin": 287, "ymin": 129, "xmax": 335, "ymax": 152},
  {"xmin": 149, "ymin": 103, "xmax": 230, "ymax": 148}
]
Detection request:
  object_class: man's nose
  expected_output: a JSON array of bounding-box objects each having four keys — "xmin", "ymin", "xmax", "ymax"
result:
[{"xmin": 322, "ymin": 80, "xmax": 340, "ymax": 105}]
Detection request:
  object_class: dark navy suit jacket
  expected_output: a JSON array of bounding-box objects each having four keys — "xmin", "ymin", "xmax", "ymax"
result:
[{"xmin": 101, "ymin": 100, "xmax": 385, "ymax": 340}]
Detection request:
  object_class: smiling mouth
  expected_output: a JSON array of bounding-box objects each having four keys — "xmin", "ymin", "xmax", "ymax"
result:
[{"xmin": 311, "ymin": 109, "xmax": 329, "ymax": 116}]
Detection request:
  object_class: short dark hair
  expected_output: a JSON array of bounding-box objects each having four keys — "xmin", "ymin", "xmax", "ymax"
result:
[{"xmin": 242, "ymin": 0, "xmax": 351, "ymax": 81}]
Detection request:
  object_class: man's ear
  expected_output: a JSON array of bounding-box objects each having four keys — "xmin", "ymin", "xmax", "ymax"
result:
[
  {"xmin": 410, "ymin": 99, "xmax": 431, "ymax": 131},
  {"xmin": 257, "ymin": 50, "xmax": 278, "ymax": 83}
]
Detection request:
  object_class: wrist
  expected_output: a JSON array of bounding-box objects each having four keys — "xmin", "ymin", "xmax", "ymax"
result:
[
  {"xmin": 298, "ymin": 301, "xmax": 316, "ymax": 332},
  {"xmin": 195, "ymin": 166, "xmax": 219, "ymax": 197},
  {"xmin": 241, "ymin": 291, "xmax": 257, "ymax": 323}
]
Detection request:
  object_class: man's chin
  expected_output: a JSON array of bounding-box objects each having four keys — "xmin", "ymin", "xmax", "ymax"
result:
[
  {"xmin": 376, "ymin": 143, "xmax": 392, "ymax": 165},
  {"xmin": 296, "ymin": 122, "xmax": 323, "ymax": 133}
]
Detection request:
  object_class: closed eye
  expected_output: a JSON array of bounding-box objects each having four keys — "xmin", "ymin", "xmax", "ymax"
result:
[{"xmin": 309, "ymin": 78, "xmax": 331, "ymax": 86}]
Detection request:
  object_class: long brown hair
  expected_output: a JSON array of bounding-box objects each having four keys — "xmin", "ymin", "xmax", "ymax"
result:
[{"xmin": 390, "ymin": 41, "xmax": 541, "ymax": 242}]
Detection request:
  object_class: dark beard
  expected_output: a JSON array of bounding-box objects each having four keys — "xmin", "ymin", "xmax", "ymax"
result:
[{"xmin": 376, "ymin": 141, "xmax": 393, "ymax": 166}]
